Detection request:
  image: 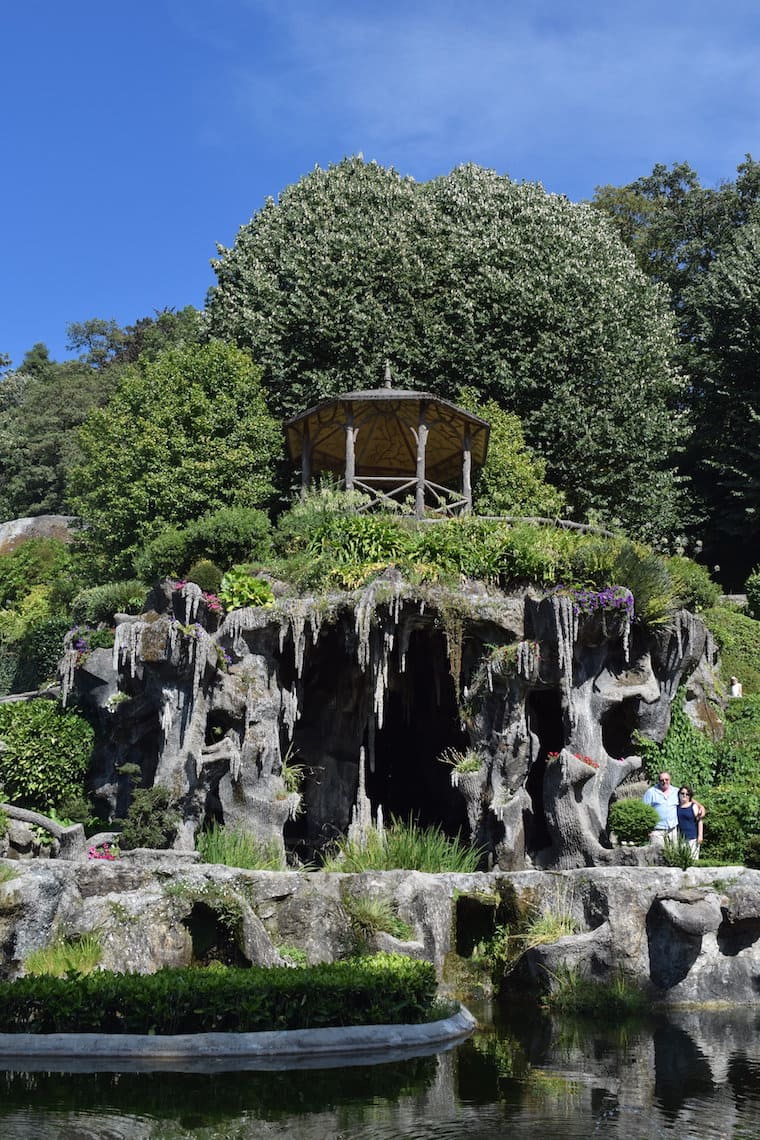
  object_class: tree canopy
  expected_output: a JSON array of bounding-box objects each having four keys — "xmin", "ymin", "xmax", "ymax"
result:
[
  {"xmin": 207, "ymin": 158, "xmax": 685, "ymax": 542},
  {"xmin": 66, "ymin": 341, "xmax": 281, "ymax": 578},
  {"xmin": 593, "ymin": 157, "xmax": 760, "ymax": 584}
]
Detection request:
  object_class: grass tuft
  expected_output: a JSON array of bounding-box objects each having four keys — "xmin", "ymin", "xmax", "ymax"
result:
[
  {"xmin": 196, "ymin": 823, "xmax": 285, "ymax": 870},
  {"xmin": 24, "ymin": 932, "xmax": 102, "ymax": 977},
  {"xmin": 322, "ymin": 815, "xmax": 483, "ymax": 873}
]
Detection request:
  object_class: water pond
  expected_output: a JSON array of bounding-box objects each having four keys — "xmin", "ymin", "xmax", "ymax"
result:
[{"xmin": 2, "ymin": 1003, "xmax": 759, "ymax": 1139}]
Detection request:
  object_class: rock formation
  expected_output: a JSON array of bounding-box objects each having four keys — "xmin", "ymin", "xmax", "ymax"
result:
[
  {"xmin": 59, "ymin": 574, "xmax": 720, "ymax": 871},
  {"xmin": 2, "ymin": 858, "xmax": 759, "ymax": 1006}
]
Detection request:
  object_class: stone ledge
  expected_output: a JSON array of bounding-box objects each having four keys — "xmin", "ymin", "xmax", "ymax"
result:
[{"xmin": 0, "ymin": 1006, "xmax": 477, "ymax": 1073}]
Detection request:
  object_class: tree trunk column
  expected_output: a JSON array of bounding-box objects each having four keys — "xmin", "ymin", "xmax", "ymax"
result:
[
  {"xmin": 462, "ymin": 425, "xmax": 472, "ymax": 513},
  {"xmin": 344, "ymin": 407, "xmax": 356, "ymax": 491},
  {"xmin": 415, "ymin": 405, "xmax": 428, "ymax": 519}
]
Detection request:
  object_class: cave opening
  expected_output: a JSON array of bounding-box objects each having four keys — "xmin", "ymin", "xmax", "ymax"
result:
[
  {"xmin": 525, "ymin": 688, "xmax": 564, "ymax": 853},
  {"xmin": 601, "ymin": 697, "xmax": 639, "ymax": 758},
  {"xmin": 366, "ymin": 628, "xmax": 471, "ymax": 837}
]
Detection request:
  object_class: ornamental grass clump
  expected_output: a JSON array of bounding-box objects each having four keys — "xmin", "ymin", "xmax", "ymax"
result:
[
  {"xmin": 323, "ymin": 815, "xmax": 483, "ymax": 873},
  {"xmin": 24, "ymin": 932, "xmax": 103, "ymax": 978},
  {"xmin": 196, "ymin": 823, "xmax": 285, "ymax": 870}
]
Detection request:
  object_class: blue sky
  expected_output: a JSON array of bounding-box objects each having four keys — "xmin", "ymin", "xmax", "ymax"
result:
[{"xmin": 2, "ymin": 0, "xmax": 759, "ymax": 368}]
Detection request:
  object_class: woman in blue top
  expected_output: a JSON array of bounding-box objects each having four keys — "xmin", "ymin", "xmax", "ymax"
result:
[{"xmin": 677, "ymin": 786, "xmax": 704, "ymax": 858}]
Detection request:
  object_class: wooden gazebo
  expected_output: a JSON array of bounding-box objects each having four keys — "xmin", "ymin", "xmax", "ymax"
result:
[{"xmin": 284, "ymin": 371, "xmax": 490, "ymax": 517}]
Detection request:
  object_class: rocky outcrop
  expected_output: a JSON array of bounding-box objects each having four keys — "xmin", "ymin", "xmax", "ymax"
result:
[
  {"xmin": 0, "ymin": 515, "xmax": 77, "ymax": 556},
  {"xmin": 59, "ymin": 576, "xmax": 721, "ymax": 871},
  {"xmin": 2, "ymin": 860, "xmax": 759, "ymax": 1005}
]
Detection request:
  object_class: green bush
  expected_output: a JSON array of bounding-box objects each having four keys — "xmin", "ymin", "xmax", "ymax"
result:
[
  {"xmin": 186, "ymin": 559, "xmax": 224, "ymax": 595},
  {"xmin": 608, "ymin": 798, "xmax": 660, "ymax": 844},
  {"xmin": 745, "ymin": 567, "xmax": 760, "ymax": 621},
  {"xmin": 745, "ymin": 834, "xmax": 760, "ymax": 869},
  {"xmin": 0, "ymin": 539, "xmax": 73, "ymax": 608},
  {"xmin": 13, "ymin": 615, "xmax": 71, "ymax": 692},
  {"xmin": 666, "ymin": 556, "xmax": 721, "ymax": 612},
  {"xmin": 134, "ymin": 508, "xmax": 272, "ymax": 582},
  {"xmin": 0, "ymin": 954, "xmax": 438, "ymax": 1033},
  {"xmin": 218, "ymin": 567, "xmax": 274, "ymax": 610},
  {"xmin": 71, "ymin": 580, "xmax": 147, "ymax": 625},
  {"xmin": 714, "ymin": 696, "xmax": 760, "ymax": 785},
  {"xmin": 703, "ymin": 605, "xmax": 760, "ymax": 695},
  {"xmin": 117, "ymin": 786, "xmax": 180, "ymax": 850},
  {"xmin": 0, "ymin": 700, "xmax": 94, "ymax": 812},
  {"xmin": 188, "ymin": 506, "xmax": 272, "ymax": 569},
  {"xmin": 699, "ymin": 786, "xmax": 760, "ymax": 863}
]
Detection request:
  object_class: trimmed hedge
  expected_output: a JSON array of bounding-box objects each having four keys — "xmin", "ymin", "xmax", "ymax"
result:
[{"xmin": 0, "ymin": 954, "xmax": 437, "ymax": 1033}]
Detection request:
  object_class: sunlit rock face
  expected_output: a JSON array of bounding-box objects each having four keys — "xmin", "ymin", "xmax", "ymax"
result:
[
  {"xmin": 4, "ymin": 861, "xmax": 760, "ymax": 1008},
  {"xmin": 63, "ymin": 574, "xmax": 721, "ymax": 870}
]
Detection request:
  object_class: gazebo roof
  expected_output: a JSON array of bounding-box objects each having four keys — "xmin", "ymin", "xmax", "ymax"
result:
[{"xmin": 285, "ymin": 387, "xmax": 490, "ymax": 483}]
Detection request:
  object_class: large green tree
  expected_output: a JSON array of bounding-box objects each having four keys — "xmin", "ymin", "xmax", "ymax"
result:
[
  {"xmin": 67, "ymin": 341, "xmax": 281, "ymax": 578},
  {"xmin": 207, "ymin": 158, "xmax": 685, "ymax": 542},
  {"xmin": 593, "ymin": 158, "xmax": 760, "ymax": 583},
  {"xmin": 0, "ymin": 345, "xmax": 114, "ymax": 521},
  {"xmin": 685, "ymin": 223, "xmax": 760, "ymax": 578}
]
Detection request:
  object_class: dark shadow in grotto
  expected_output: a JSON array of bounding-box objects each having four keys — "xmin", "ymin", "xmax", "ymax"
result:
[
  {"xmin": 601, "ymin": 697, "xmax": 639, "ymax": 758},
  {"xmin": 455, "ymin": 894, "xmax": 498, "ymax": 957},
  {"xmin": 182, "ymin": 902, "xmax": 251, "ymax": 968},
  {"xmin": 525, "ymin": 689, "xmax": 563, "ymax": 853},
  {"xmin": 284, "ymin": 624, "xmax": 372, "ymax": 854},
  {"xmin": 716, "ymin": 915, "xmax": 760, "ymax": 956},
  {"xmin": 366, "ymin": 628, "xmax": 472, "ymax": 837},
  {"xmin": 646, "ymin": 901, "xmax": 703, "ymax": 990}
]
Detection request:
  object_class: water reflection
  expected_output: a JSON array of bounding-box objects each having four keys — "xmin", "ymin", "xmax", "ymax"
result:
[{"xmin": 2, "ymin": 1006, "xmax": 760, "ymax": 1139}]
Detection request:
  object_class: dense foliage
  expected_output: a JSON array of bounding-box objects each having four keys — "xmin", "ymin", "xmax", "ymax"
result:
[
  {"xmin": 117, "ymin": 786, "xmax": 180, "ymax": 851},
  {"xmin": 133, "ymin": 506, "xmax": 272, "ymax": 582},
  {"xmin": 67, "ymin": 342, "xmax": 281, "ymax": 579},
  {"xmin": 636, "ymin": 686, "xmax": 760, "ymax": 863},
  {"xmin": 0, "ymin": 955, "xmax": 437, "ymax": 1033},
  {"xmin": 608, "ymin": 799, "xmax": 660, "ymax": 845},
  {"xmin": 0, "ymin": 700, "xmax": 94, "ymax": 812},
  {"xmin": 208, "ymin": 157, "xmax": 685, "ymax": 542},
  {"xmin": 593, "ymin": 158, "xmax": 760, "ymax": 586}
]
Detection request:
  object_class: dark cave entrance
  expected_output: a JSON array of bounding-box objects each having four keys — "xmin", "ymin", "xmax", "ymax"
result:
[
  {"xmin": 601, "ymin": 697, "xmax": 639, "ymax": 758},
  {"xmin": 525, "ymin": 688, "xmax": 564, "ymax": 852},
  {"xmin": 366, "ymin": 628, "xmax": 471, "ymax": 837},
  {"xmin": 288, "ymin": 621, "xmax": 472, "ymax": 850}
]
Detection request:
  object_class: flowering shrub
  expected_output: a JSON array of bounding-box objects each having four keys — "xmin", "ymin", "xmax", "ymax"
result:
[
  {"xmin": 171, "ymin": 582, "xmax": 224, "ymax": 615},
  {"xmin": 574, "ymin": 753, "xmax": 600, "ymax": 769},
  {"xmin": 88, "ymin": 842, "xmax": 119, "ymax": 861},
  {"xmin": 547, "ymin": 751, "xmax": 560, "ymax": 762},
  {"xmin": 557, "ymin": 585, "xmax": 634, "ymax": 620},
  {"xmin": 67, "ymin": 625, "xmax": 116, "ymax": 668}
]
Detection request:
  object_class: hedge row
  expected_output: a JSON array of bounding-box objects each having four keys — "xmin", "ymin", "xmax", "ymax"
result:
[{"xmin": 0, "ymin": 954, "xmax": 437, "ymax": 1034}]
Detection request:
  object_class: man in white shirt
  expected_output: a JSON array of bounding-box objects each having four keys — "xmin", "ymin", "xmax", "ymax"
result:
[{"xmin": 642, "ymin": 771, "xmax": 679, "ymax": 844}]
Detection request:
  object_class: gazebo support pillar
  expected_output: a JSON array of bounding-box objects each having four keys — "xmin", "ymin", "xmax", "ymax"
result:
[
  {"xmin": 344, "ymin": 409, "xmax": 356, "ymax": 492},
  {"xmin": 415, "ymin": 406, "xmax": 428, "ymax": 519},
  {"xmin": 462, "ymin": 426, "xmax": 472, "ymax": 513},
  {"xmin": 300, "ymin": 423, "xmax": 312, "ymax": 496}
]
